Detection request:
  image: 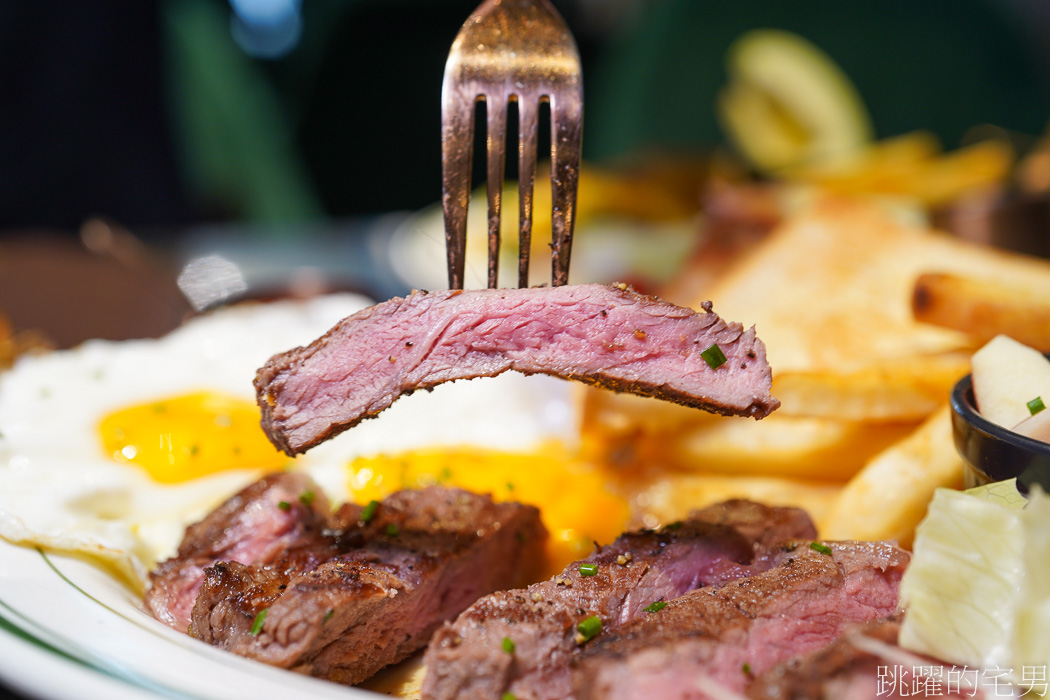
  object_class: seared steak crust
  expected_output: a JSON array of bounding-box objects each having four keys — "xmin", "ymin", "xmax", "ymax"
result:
[
  {"xmin": 421, "ymin": 501, "xmax": 817, "ymax": 700},
  {"xmin": 145, "ymin": 472, "xmax": 331, "ymax": 632},
  {"xmin": 148, "ymin": 480, "xmax": 546, "ymax": 686},
  {"xmin": 572, "ymin": 541, "xmax": 910, "ymax": 700},
  {"xmin": 255, "ymin": 284, "xmax": 778, "ymax": 455}
]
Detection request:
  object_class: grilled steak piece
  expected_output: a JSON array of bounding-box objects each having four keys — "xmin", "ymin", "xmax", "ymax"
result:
[
  {"xmin": 189, "ymin": 485, "xmax": 546, "ymax": 686},
  {"xmin": 145, "ymin": 472, "xmax": 332, "ymax": 631},
  {"xmin": 421, "ymin": 501, "xmax": 816, "ymax": 700},
  {"xmin": 255, "ymin": 284, "xmax": 778, "ymax": 456},
  {"xmin": 572, "ymin": 541, "xmax": 910, "ymax": 700}
]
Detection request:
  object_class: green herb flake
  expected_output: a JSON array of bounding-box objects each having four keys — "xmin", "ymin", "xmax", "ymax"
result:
[
  {"xmin": 810, "ymin": 542, "xmax": 833, "ymax": 556},
  {"xmin": 579, "ymin": 562, "xmax": 599, "ymax": 577},
  {"xmin": 663, "ymin": 521, "xmax": 683, "ymax": 532},
  {"xmin": 386, "ymin": 523, "xmax": 400, "ymax": 537},
  {"xmin": 576, "ymin": 615, "xmax": 602, "ymax": 643},
  {"xmin": 250, "ymin": 609, "xmax": 268, "ymax": 636},
  {"xmin": 643, "ymin": 600, "xmax": 667, "ymax": 613},
  {"xmin": 1028, "ymin": 396, "xmax": 1046, "ymax": 416},
  {"xmin": 277, "ymin": 501, "xmax": 291, "ymax": 511},
  {"xmin": 700, "ymin": 343, "xmax": 727, "ymax": 370},
  {"xmin": 742, "ymin": 663, "xmax": 752, "ymax": 675},
  {"xmin": 501, "ymin": 636, "xmax": 516, "ymax": 654},
  {"xmin": 299, "ymin": 490, "xmax": 316, "ymax": 506},
  {"xmin": 360, "ymin": 499, "xmax": 380, "ymax": 523},
  {"xmin": 502, "ymin": 694, "xmax": 517, "ymax": 700},
  {"xmin": 323, "ymin": 610, "xmax": 334, "ymax": 625}
]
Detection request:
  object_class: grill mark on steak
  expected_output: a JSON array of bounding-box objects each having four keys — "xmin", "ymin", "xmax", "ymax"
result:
[
  {"xmin": 254, "ymin": 284, "xmax": 778, "ymax": 456},
  {"xmin": 186, "ymin": 484, "xmax": 547, "ymax": 686},
  {"xmin": 145, "ymin": 472, "xmax": 331, "ymax": 632},
  {"xmin": 421, "ymin": 501, "xmax": 816, "ymax": 700},
  {"xmin": 571, "ymin": 541, "xmax": 910, "ymax": 700}
]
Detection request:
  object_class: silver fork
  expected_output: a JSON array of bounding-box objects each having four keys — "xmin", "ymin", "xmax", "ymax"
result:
[{"xmin": 441, "ymin": 0, "xmax": 583, "ymax": 289}]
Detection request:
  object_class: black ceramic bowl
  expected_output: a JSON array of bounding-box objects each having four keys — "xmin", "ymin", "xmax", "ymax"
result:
[{"xmin": 950, "ymin": 361, "xmax": 1050, "ymax": 493}]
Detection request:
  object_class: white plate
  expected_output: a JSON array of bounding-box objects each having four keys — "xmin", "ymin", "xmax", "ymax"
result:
[{"xmin": 0, "ymin": 537, "xmax": 383, "ymax": 700}]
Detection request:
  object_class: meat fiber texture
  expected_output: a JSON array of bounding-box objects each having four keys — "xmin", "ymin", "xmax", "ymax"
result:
[
  {"xmin": 572, "ymin": 541, "xmax": 910, "ymax": 700},
  {"xmin": 255, "ymin": 284, "xmax": 778, "ymax": 456},
  {"xmin": 421, "ymin": 500, "xmax": 816, "ymax": 700},
  {"xmin": 145, "ymin": 474, "xmax": 547, "ymax": 686},
  {"xmin": 145, "ymin": 472, "xmax": 331, "ymax": 632}
]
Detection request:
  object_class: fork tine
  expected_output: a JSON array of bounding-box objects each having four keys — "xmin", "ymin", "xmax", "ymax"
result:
[
  {"xmin": 550, "ymin": 90, "xmax": 582, "ymax": 287},
  {"xmin": 517, "ymin": 94, "xmax": 539, "ymax": 289},
  {"xmin": 441, "ymin": 75, "xmax": 476, "ymax": 290},
  {"xmin": 485, "ymin": 90, "xmax": 508, "ymax": 289}
]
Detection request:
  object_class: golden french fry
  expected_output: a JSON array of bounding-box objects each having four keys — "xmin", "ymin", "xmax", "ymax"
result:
[
  {"xmin": 913, "ymin": 272, "xmax": 1050, "ymax": 352},
  {"xmin": 580, "ymin": 388, "xmax": 917, "ymax": 482},
  {"xmin": 635, "ymin": 472, "xmax": 841, "ymax": 528},
  {"xmin": 668, "ymin": 413, "xmax": 917, "ymax": 482},
  {"xmin": 772, "ymin": 351, "xmax": 972, "ymax": 421},
  {"xmin": 818, "ymin": 404, "xmax": 965, "ymax": 548},
  {"xmin": 907, "ymin": 139, "xmax": 1013, "ymax": 207}
]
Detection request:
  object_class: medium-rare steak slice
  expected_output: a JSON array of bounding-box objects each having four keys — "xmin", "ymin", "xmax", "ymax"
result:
[
  {"xmin": 145, "ymin": 471, "xmax": 332, "ymax": 631},
  {"xmin": 255, "ymin": 284, "xmax": 778, "ymax": 455},
  {"xmin": 190, "ymin": 485, "xmax": 546, "ymax": 685},
  {"xmin": 421, "ymin": 501, "xmax": 816, "ymax": 700},
  {"xmin": 572, "ymin": 541, "xmax": 910, "ymax": 700}
]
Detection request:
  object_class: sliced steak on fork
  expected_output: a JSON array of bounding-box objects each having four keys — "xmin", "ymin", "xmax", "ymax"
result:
[
  {"xmin": 572, "ymin": 541, "xmax": 910, "ymax": 700},
  {"xmin": 421, "ymin": 501, "xmax": 816, "ymax": 700},
  {"xmin": 255, "ymin": 283, "xmax": 778, "ymax": 456}
]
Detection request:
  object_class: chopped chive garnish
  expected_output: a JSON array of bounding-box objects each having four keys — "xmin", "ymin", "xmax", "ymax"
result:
[
  {"xmin": 299, "ymin": 490, "xmax": 316, "ymax": 506},
  {"xmin": 277, "ymin": 501, "xmax": 291, "ymax": 511},
  {"xmin": 360, "ymin": 499, "xmax": 379, "ymax": 523},
  {"xmin": 700, "ymin": 343, "xmax": 727, "ymax": 370},
  {"xmin": 810, "ymin": 542, "xmax": 833, "ymax": 556},
  {"xmin": 323, "ymin": 610, "xmax": 334, "ymax": 624},
  {"xmin": 1028, "ymin": 396, "xmax": 1046, "ymax": 416},
  {"xmin": 501, "ymin": 636, "xmax": 516, "ymax": 654},
  {"xmin": 577, "ymin": 615, "xmax": 602, "ymax": 642},
  {"xmin": 742, "ymin": 663, "xmax": 752, "ymax": 675},
  {"xmin": 502, "ymin": 694, "xmax": 517, "ymax": 700},
  {"xmin": 579, "ymin": 562, "xmax": 598, "ymax": 577},
  {"xmin": 643, "ymin": 600, "xmax": 667, "ymax": 613},
  {"xmin": 250, "ymin": 609, "xmax": 267, "ymax": 636},
  {"xmin": 386, "ymin": 523, "xmax": 400, "ymax": 537}
]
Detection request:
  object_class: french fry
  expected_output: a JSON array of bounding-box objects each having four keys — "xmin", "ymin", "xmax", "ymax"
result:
[
  {"xmin": 667, "ymin": 413, "xmax": 917, "ymax": 482},
  {"xmin": 771, "ymin": 351, "xmax": 972, "ymax": 421},
  {"xmin": 818, "ymin": 404, "xmax": 965, "ymax": 548},
  {"xmin": 634, "ymin": 472, "xmax": 840, "ymax": 529},
  {"xmin": 913, "ymin": 272, "xmax": 1050, "ymax": 352},
  {"xmin": 581, "ymin": 389, "xmax": 918, "ymax": 482}
]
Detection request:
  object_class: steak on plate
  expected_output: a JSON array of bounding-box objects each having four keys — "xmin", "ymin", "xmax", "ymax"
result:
[
  {"xmin": 421, "ymin": 500, "xmax": 816, "ymax": 700},
  {"xmin": 254, "ymin": 284, "xmax": 778, "ymax": 455},
  {"xmin": 145, "ymin": 471, "xmax": 332, "ymax": 632},
  {"xmin": 571, "ymin": 540, "xmax": 910, "ymax": 700},
  {"xmin": 147, "ymin": 476, "xmax": 547, "ymax": 686}
]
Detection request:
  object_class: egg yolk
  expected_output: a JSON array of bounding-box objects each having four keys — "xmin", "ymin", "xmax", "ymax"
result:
[
  {"xmin": 347, "ymin": 444, "xmax": 631, "ymax": 576},
  {"xmin": 99, "ymin": 391, "xmax": 289, "ymax": 483}
]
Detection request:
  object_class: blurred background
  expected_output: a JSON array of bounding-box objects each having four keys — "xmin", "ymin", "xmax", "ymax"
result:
[{"xmin": 1, "ymin": 0, "xmax": 1050, "ymax": 345}]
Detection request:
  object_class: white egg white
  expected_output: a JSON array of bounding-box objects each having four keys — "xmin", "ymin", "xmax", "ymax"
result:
[{"xmin": 0, "ymin": 293, "xmax": 577, "ymax": 589}]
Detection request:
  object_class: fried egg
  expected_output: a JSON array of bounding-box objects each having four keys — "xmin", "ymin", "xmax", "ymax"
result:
[{"xmin": 0, "ymin": 293, "xmax": 615, "ymax": 590}]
